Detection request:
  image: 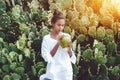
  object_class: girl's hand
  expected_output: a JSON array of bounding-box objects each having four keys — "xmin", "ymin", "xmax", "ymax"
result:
[
  {"xmin": 57, "ymin": 33, "xmax": 64, "ymax": 43},
  {"xmin": 68, "ymin": 42, "xmax": 73, "ymax": 57},
  {"xmin": 58, "ymin": 34, "xmax": 64, "ymax": 41}
]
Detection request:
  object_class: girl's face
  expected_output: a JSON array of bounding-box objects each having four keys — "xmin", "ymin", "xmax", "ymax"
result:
[{"xmin": 52, "ymin": 19, "xmax": 65, "ymax": 34}]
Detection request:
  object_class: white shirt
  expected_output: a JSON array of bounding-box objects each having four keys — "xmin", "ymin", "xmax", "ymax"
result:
[{"xmin": 40, "ymin": 33, "xmax": 76, "ymax": 80}]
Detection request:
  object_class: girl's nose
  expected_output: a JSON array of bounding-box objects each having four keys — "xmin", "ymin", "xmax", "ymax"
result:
[{"xmin": 59, "ymin": 26, "xmax": 63, "ymax": 30}]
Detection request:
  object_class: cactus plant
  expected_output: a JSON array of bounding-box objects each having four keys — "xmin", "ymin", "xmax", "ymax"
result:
[
  {"xmin": 104, "ymin": 35, "xmax": 114, "ymax": 44},
  {"xmin": 9, "ymin": 62, "xmax": 17, "ymax": 71},
  {"xmin": 3, "ymin": 75, "xmax": 10, "ymax": 80},
  {"xmin": 11, "ymin": 5, "xmax": 22, "ymax": 21},
  {"xmin": 31, "ymin": 66, "xmax": 37, "ymax": 76},
  {"xmin": 77, "ymin": 34, "xmax": 86, "ymax": 43},
  {"xmin": 15, "ymin": 67, "xmax": 25, "ymax": 75},
  {"xmin": 0, "ymin": 13, "xmax": 11, "ymax": 28},
  {"xmin": 94, "ymin": 42, "xmax": 106, "ymax": 53},
  {"xmin": 83, "ymin": 49, "xmax": 93, "ymax": 60},
  {"xmin": 88, "ymin": 26, "xmax": 96, "ymax": 38},
  {"xmin": 79, "ymin": 26, "xmax": 88, "ymax": 35},
  {"xmin": 28, "ymin": 32, "xmax": 36, "ymax": 40},
  {"xmin": 96, "ymin": 27, "xmax": 106, "ymax": 40},
  {"xmin": 63, "ymin": 26, "xmax": 72, "ymax": 34},
  {"xmin": 107, "ymin": 42, "xmax": 117, "ymax": 56},
  {"xmin": 11, "ymin": 73, "xmax": 21, "ymax": 80},
  {"xmin": 0, "ymin": 0, "xmax": 6, "ymax": 10}
]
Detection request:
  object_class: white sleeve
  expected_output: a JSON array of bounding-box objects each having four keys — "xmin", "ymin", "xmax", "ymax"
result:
[
  {"xmin": 41, "ymin": 37, "xmax": 53, "ymax": 63},
  {"xmin": 70, "ymin": 50, "xmax": 76, "ymax": 64}
]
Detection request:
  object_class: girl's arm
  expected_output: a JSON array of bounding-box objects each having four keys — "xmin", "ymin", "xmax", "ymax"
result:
[
  {"xmin": 68, "ymin": 42, "xmax": 73, "ymax": 57},
  {"xmin": 50, "ymin": 42, "xmax": 59, "ymax": 56},
  {"xmin": 50, "ymin": 34, "xmax": 63, "ymax": 56},
  {"xmin": 68, "ymin": 42, "xmax": 76, "ymax": 64}
]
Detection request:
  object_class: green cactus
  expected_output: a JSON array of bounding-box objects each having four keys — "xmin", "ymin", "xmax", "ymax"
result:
[
  {"xmin": 88, "ymin": 26, "xmax": 96, "ymax": 38},
  {"xmin": 22, "ymin": 74, "xmax": 30, "ymax": 80},
  {"xmin": 111, "ymin": 66, "xmax": 120, "ymax": 77},
  {"xmin": 0, "ymin": 0, "xmax": 6, "ymax": 10},
  {"xmin": 96, "ymin": 56, "xmax": 107, "ymax": 64},
  {"xmin": 107, "ymin": 56, "xmax": 116, "ymax": 66},
  {"xmin": 16, "ymin": 39, "xmax": 26, "ymax": 51},
  {"xmin": 63, "ymin": 26, "xmax": 72, "ymax": 34},
  {"xmin": 16, "ymin": 34, "xmax": 26, "ymax": 51},
  {"xmin": 79, "ymin": 26, "xmax": 87, "ymax": 35},
  {"xmin": 28, "ymin": 32, "xmax": 36, "ymax": 40},
  {"xmin": 27, "ymin": 40, "xmax": 32, "ymax": 48},
  {"xmin": 0, "ymin": 13, "xmax": 11, "ymax": 28},
  {"xmin": 29, "ymin": 24, "xmax": 37, "ymax": 33},
  {"xmin": 36, "ymin": 62, "xmax": 46, "ymax": 70},
  {"xmin": 18, "ymin": 54, "xmax": 23, "ymax": 62},
  {"xmin": 23, "ymin": 48, "xmax": 31, "ymax": 58},
  {"xmin": 9, "ymin": 51, "xmax": 18, "ymax": 62},
  {"xmin": 19, "ymin": 23, "xmax": 27, "ymax": 31},
  {"xmin": 38, "ymin": 68, "xmax": 46, "ymax": 76},
  {"xmin": 19, "ymin": 14, "xmax": 30, "ymax": 23},
  {"xmin": 96, "ymin": 27, "xmax": 106, "ymax": 40},
  {"xmin": 99, "ymin": 64, "xmax": 108, "ymax": 77},
  {"xmin": 72, "ymin": 64, "xmax": 79, "ymax": 75},
  {"xmin": 11, "ymin": 73, "xmax": 21, "ymax": 80},
  {"xmin": 77, "ymin": 34, "xmax": 86, "ymax": 43},
  {"xmin": 10, "ymin": 44, "xmax": 19, "ymax": 53},
  {"xmin": 104, "ymin": 35, "xmax": 114, "ymax": 44},
  {"xmin": 94, "ymin": 42, "xmax": 106, "ymax": 53},
  {"xmin": 83, "ymin": 49, "xmax": 93, "ymax": 60},
  {"xmin": 0, "ymin": 39, "xmax": 4, "ymax": 50},
  {"xmin": 2, "ymin": 65, "xmax": 10, "ymax": 73},
  {"xmin": 106, "ymin": 29, "xmax": 114, "ymax": 36},
  {"xmin": 39, "ymin": 28, "xmax": 50, "ymax": 41},
  {"xmin": 12, "ymin": 5, "xmax": 22, "ymax": 21},
  {"xmin": 107, "ymin": 42, "xmax": 117, "ymax": 55},
  {"xmin": 2, "ymin": 48, "xmax": 9, "ymax": 54},
  {"xmin": 31, "ymin": 66, "xmax": 37, "ymax": 76},
  {"xmin": 10, "ymin": 62, "xmax": 17, "ymax": 71},
  {"xmin": 0, "ymin": 51, "xmax": 2, "ymax": 58},
  {"xmin": 0, "ymin": 9, "xmax": 4, "ymax": 15},
  {"xmin": 0, "ymin": 32, "xmax": 5, "ymax": 39},
  {"xmin": 19, "ymin": 23, "xmax": 30, "ymax": 35},
  {"xmin": 3, "ymin": 75, "xmax": 10, "ymax": 80},
  {"xmin": 0, "ymin": 57, "xmax": 7, "ymax": 64},
  {"xmin": 15, "ymin": 67, "xmax": 25, "ymax": 75}
]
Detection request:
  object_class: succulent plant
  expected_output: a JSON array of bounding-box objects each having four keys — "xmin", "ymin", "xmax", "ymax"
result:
[
  {"xmin": 63, "ymin": 26, "xmax": 72, "ymax": 34},
  {"xmin": 0, "ymin": 13, "xmax": 11, "ymax": 28},
  {"xmin": 3, "ymin": 75, "xmax": 10, "ymax": 80},
  {"xmin": 77, "ymin": 34, "xmax": 86, "ymax": 43},
  {"xmin": 96, "ymin": 27, "xmax": 106, "ymax": 40},
  {"xmin": 83, "ymin": 49, "xmax": 93, "ymax": 60},
  {"xmin": 107, "ymin": 42, "xmax": 117, "ymax": 56}
]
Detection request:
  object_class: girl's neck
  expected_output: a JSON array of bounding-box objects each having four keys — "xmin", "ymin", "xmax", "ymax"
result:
[
  {"xmin": 51, "ymin": 30, "xmax": 61, "ymax": 36},
  {"xmin": 50, "ymin": 31, "xmax": 63, "ymax": 40},
  {"xmin": 51, "ymin": 31, "xmax": 57, "ymax": 36}
]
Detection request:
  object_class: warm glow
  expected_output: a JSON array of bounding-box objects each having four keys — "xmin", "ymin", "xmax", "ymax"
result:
[
  {"xmin": 100, "ymin": 0, "xmax": 120, "ymax": 19},
  {"xmin": 111, "ymin": 0, "xmax": 120, "ymax": 10}
]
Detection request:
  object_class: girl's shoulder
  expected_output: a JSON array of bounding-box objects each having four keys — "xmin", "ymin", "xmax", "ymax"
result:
[{"xmin": 43, "ymin": 34, "xmax": 50, "ymax": 40}]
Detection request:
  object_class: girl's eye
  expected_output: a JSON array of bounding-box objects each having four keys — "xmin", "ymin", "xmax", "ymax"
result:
[
  {"xmin": 58, "ymin": 24, "xmax": 61, "ymax": 26},
  {"xmin": 57, "ymin": 24, "xmax": 64, "ymax": 27},
  {"xmin": 62, "ymin": 24, "xmax": 65, "ymax": 27}
]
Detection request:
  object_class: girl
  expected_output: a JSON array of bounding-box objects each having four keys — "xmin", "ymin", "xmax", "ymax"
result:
[{"xmin": 40, "ymin": 10, "xmax": 76, "ymax": 80}]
